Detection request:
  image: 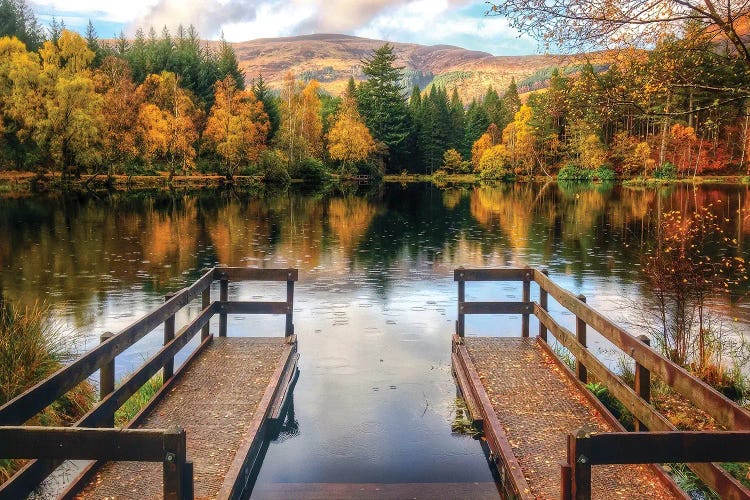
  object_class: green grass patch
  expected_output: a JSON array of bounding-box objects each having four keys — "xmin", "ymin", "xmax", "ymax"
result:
[
  {"xmin": 450, "ymin": 398, "xmax": 481, "ymax": 438},
  {"xmin": 114, "ymin": 374, "xmax": 164, "ymax": 427}
]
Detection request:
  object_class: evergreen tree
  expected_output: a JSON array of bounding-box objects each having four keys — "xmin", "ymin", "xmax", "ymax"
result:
[
  {"xmin": 216, "ymin": 35, "xmax": 244, "ymax": 90},
  {"xmin": 252, "ymin": 74, "xmax": 280, "ymax": 140},
  {"xmin": 84, "ymin": 20, "xmax": 107, "ymax": 68},
  {"xmin": 501, "ymin": 78, "xmax": 521, "ymax": 128},
  {"xmin": 483, "ymin": 86, "xmax": 504, "ymax": 127},
  {"xmin": 464, "ymin": 99, "xmax": 490, "ymax": 158},
  {"xmin": 407, "ymin": 85, "xmax": 424, "ymax": 171},
  {"xmin": 449, "ymin": 87, "xmax": 466, "ymax": 153},
  {"xmin": 48, "ymin": 17, "xmax": 64, "ymax": 44},
  {"xmin": 115, "ymin": 30, "xmax": 129, "ymax": 56},
  {"xmin": 0, "ymin": 0, "xmax": 44, "ymax": 50},
  {"xmin": 357, "ymin": 44, "xmax": 411, "ymax": 172}
]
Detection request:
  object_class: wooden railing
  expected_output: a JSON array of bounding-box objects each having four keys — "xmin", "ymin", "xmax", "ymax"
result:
[
  {"xmin": 0, "ymin": 267, "xmax": 298, "ymax": 499},
  {"xmin": 455, "ymin": 267, "xmax": 750, "ymax": 499}
]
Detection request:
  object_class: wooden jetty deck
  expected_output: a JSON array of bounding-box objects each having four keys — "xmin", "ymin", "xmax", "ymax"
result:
[
  {"xmin": 0, "ymin": 267, "xmax": 299, "ymax": 500},
  {"xmin": 452, "ymin": 268, "xmax": 750, "ymax": 500}
]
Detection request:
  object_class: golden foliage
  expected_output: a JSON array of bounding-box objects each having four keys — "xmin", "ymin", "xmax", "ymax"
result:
[{"xmin": 327, "ymin": 95, "xmax": 375, "ymax": 169}]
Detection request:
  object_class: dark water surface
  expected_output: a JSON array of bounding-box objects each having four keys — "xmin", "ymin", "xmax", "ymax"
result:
[{"xmin": 1, "ymin": 182, "xmax": 749, "ymax": 491}]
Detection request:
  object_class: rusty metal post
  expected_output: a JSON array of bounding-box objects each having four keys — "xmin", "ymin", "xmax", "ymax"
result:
[
  {"xmin": 99, "ymin": 332, "xmax": 115, "ymax": 427},
  {"xmin": 163, "ymin": 292, "xmax": 176, "ymax": 380},
  {"xmin": 201, "ymin": 288, "xmax": 210, "ymax": 341},
  {"xmin": 457, "ymin": 269, "xmax": 465, "ymax": 338},
  {"xmin": 219, "ymin": 273, "xmax": 228, "ymax": 337},
  {"xmin": 634, "ymin": 335, "xmax": 651, "ymax": 432},
  {"xmin": 576, "ymin": 294, "xmax": 587, "ymax": 384},
  {"xmin": 539, "ymin": 269, "xmax": 549, "ymax": 342},
  {"xmin": 285, "ymin": 271, "xmax": 295, "ymax": 337},
  {"xmin": 522, "ymin": 269, "xmax": 531, "ymax": 337},
  {"xmin": 163, "ymin": 427, "xmax": 187, "ymax": 500}
]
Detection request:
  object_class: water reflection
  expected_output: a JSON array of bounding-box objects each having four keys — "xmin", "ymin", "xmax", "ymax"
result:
[{"xmin": 1, "ymin": 182, "xmax": 748, "ymax": 488}]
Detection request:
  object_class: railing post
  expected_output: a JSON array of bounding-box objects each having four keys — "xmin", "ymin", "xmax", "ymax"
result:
[
  {"xmin": 286, "ymin": 270, "xmax": 295, "ymax": 337},
  {"xmin": 560, "ymin": 462, "xmax": 572, "ymax": 500},
  {"xmin": 634, "ymin": 335, "xmax": 651, "ymax": 432},
  {"xmin": 99, "ymin": 331, "xmax": 115, "ymax": 428},
  {"xmin": 539, "ymin": 269, "xmax": 549, "ymax": 342},
  {"xmin": 457, "ymin": 268, "xmax": 465, "ymax": 338},
  {"xmin": 201, "ymin": 287, "xmax": 210, "ymax": 341},
  {"xmin": 522, "ymin": 269, "xmax": 531, "ymax": 337},
  {"xmin": 568, "ymin": 431, "xmax": 592, "ymax": 500},
  {"xmin": 163, "ymin": 426, "xmax": 188, "ymax": 500},
  {"xmin": 219, "ymin": 272, "xmax": 228, "ymax": 337},
  {"xmin": 164, "ymin": 292, "xmax": 176, "ymax": 381},
  {"xmin": 576, "ymin": 294, "xmax": 587, "ymax": 384}
]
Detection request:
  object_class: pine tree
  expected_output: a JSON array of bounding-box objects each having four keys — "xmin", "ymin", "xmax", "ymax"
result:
[
  {"xmin": 449, "ymin": 87, "xmax": 466, "ymax": 153},
  {"xmin": 464, "ymin": 99, "xmax": 490, "ymax": 158},
  {"xmin": 0, "ymin": 0, "xmax": 44, "ymax": 50},
  {"xmin": 252, "ymin": 74, "xmax": 280, "ymax": 140},
  {"xmin": 501, "ymin": 78, "xmax": 521, "ymax": 128},
  {"xmin": 483, "ymin": 86, "xmax": 504, "ymax": 127},
  {"xmin": 84, "ymin": 20, "xmax": 106, "ymax": 68},
  {"xmin": 217, "ymin": 35, "xmax": 244, "ymax": 90},
  {"xmin": 357, "ymin": 44, "xmax": 411, "ymax": 172}
]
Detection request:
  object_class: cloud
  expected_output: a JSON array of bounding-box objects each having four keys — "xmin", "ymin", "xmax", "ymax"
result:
[{"xmin": 30, "ymin": 0, "xmax": 537, "ymax": 55}]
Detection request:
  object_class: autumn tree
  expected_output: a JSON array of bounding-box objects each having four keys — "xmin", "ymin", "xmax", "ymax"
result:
[
  {"xmin": 136, "ymin": 71, "xmax": 201, "ymax": 180},
  {"xmin": 276, "ymin": 73, "xmax": 323, "ymax": 166},
  {"xmin": 502, "ymin": 104, "xmax": 536, "ymax": 174},
  {"xmin": 204, "ymin": 75, "xmax": 269, "ymax": 179},
  {"xmin": 327, "ymin": 93, "xmax": 376, "ymax": 175}
]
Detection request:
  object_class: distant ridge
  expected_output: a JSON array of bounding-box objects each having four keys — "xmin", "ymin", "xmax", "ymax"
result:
[{"xmin": 229, "ymin": 33, "xmax": 605, "ymax": 101}]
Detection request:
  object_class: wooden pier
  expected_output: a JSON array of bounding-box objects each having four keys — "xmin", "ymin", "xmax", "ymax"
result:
[
  {"xmin": 452, "ymin": 268, "xmax": 750, "ymax": 500},
  {"xmin": 0, "ymin": 267, "xmax": 299, "ymax": 500}
]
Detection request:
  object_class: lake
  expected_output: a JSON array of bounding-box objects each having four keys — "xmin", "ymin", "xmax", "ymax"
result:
[{"xmin": 1, "ymin": 181, "xmax": 748, "ymax": 493}]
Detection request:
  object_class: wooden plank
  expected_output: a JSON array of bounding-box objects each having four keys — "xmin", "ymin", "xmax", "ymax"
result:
[
  {"xmin": 455, "ymin": 345, "xmax": 532, "ymax": 500},
  {"xmin": 269, "ymin": 353, "xmax": 300, "ymax": 421},
  {"xmin": 224, "ymin": 301, "xmax": 290, "ymax": 315},
  {"xmin": 77, "ymin": 304, "xmax": 217, "ymax": 428},
  {"xmin": 451, "ymin": 352, "xmax": 483, "ymax": 430},
  {"xmin": 217, "ymin": 342, "xmax": 297, "ymax": 500},
  {"xmin": 581, "ymin": 431, "xmax": 750, "ymax": 465},
  {"xmin": 59, "ymin": 335, "xmax": 216, "ymax": 500},
  {"xmin": 0, "ymin": 427, "xmax": 167, "ymax": 461},
  {"xmin": 534, "ymin": 269, "xmax": 750, "ymax": 431},
  {"xmin": 461, "ymin": 301, "xmax": 533, "ymax": 315},
  {"xmin": 536, "ymin": 305, "xmax": 749, "ymax": 499},
  {"xmin": 0, "ymin": 268, "xmax": 215, "ymax": 426},
  {"xmin": 454, "ymin": 268, "xmax": 532, "ymax": 281},
  {"xmin": 218, "ymin": 267, "xmax": 298, "ymax": 282}
]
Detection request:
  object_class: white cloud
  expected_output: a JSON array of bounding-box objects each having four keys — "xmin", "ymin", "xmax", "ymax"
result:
[
  {"xmin": 31, "ymin": 0, "xmax": 159, "ymax": 23},
  {"xmin": 220, "ymin": 2, "xmax": 316, "ymax": 40}
]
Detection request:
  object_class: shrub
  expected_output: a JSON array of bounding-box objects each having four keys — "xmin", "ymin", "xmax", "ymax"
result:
[
  {"xmin": 442, "ymin": 149, "xmax": 471, "ymax": 174},
  {"xmin": 292, "ymin": 157, "xmax": 329, "ymax": 183},
  {"xmin": 652, "ymin": 162, "xmax": 677, "ymax": 180},
  {"xmin": 478, "ymin": 144, "xmax": 513, "ymax": 180},
  {"xmin": 259, "ymin": 149, "xmax": 290, "ymax": 185},
  {"xmin": 557, "ymin": 164, "xmax": 592, "ymax": 181},
  {"xmin": 595, "ymin": 165, "xmax": 616, "ymax": 181}
]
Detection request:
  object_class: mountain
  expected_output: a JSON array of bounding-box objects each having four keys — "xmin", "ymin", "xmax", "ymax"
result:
[{"xmin": 230, "ymin": 33, "xmax": 606, "ymax": 101}]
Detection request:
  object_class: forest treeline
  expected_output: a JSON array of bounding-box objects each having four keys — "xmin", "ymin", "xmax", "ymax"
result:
[{"xmin": 1, "ymin": 0, "xmax": 750, "ymax": 184}]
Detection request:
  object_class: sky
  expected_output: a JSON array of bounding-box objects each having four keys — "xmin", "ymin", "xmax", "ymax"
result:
[{"xmin": 29, "ymin": 0, "xmax": 539, "ymax": 56}]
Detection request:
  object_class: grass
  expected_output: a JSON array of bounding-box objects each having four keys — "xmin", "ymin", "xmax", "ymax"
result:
[
  {"xmin": 0, "ymin": 299, "xmax": 94, "ymax": 484},
  {"xmin": 114, "ymin": 374, "xmax": 164, "ymax": 427},
  {"xmin": 450, "ymin": 398, "xmax": 481, "ymax": 438}
]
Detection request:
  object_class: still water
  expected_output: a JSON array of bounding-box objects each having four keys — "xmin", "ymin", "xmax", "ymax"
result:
[{"xmin": 1, "ymin": 182, "xmax": 749, "ymax": 491}]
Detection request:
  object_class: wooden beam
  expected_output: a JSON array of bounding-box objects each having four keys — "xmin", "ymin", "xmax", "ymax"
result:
[
  {"xmin": 0, "ymin": 268, "xmax": 214, "ymax": 426},
  {"xmin": 454, "ymin": 268, "xmax": 532, "ymax": 281},
  {"xmin": 533, "ymin": 269, "xmax": 750, "ymax": 431},
  {"xmin": 223, "ymin": 301, "xmax": 291, "ymax": 315},
  {"xmin": 0, "ymin": 427, "xmax": 167, "ymax": 461},
  {"xmin": 460, "ymin": 301, "xmax": 533, "ymax": 315},
  {"xmin": 217, "ymin": 267, "xmax": 298, "ymax": 282}
]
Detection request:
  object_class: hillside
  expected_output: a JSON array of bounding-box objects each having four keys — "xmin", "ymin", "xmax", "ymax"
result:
[{"xmin": 230, "ymin": 33, "xmax": 607, "ymax": 101}]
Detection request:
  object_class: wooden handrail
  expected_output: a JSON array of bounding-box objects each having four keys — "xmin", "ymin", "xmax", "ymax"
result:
[
  {"xmin": 0, "ymin": 426, "xmax": 191, "ymax": 499},
  {"xmin": 566, "ymin": 431, "xmax": 750, "ymax": 500},
  {"xmin": 0, "ymin": 267, "xmax": 298, "ymax": 498},
  {"xmin": 455, "ymin": 266, "xmax": 750, "ymax": 499}
]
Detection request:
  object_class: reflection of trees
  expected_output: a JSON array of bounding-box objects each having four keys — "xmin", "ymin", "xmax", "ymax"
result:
[
  {"xmin": 470, "ymin": 184, "xmax": 537, "ymax": 254},
  {"xmin": 327, "ymin": 197, "xmax": 378, "ymax": 258}
]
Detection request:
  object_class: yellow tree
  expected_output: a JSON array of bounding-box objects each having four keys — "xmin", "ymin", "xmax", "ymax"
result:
[
  {"xmin": 327, "ymin": 94, "xmax": 375, "ymax": 174},
  {"xmin": 277, "ymin": 73, "xmax": 323, "ymax": 166},
  {"xmin": 33, "ymin": 31, "xmax": 102, "ymax": 178},
  {"xmin": 471, "ymin": 131, "xmax": 496, "ymax": 171},
  {"xmin": 0, "ymin": 36, "xmax": 43, "ymax": 168},
  {"xmin": 136, "ymin": 72, "xmax": 201, "ymax": 180},
  {"xmin": 502, "ymin": 104, "xmax": 535, "ymax": 174},
  {"xmin": 204, "ymin": 76, "xmax": 270, "ymax": 179},
  {"xmin": 94, "ymin": 57, "xmax": 141, "ymax": 178}
]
